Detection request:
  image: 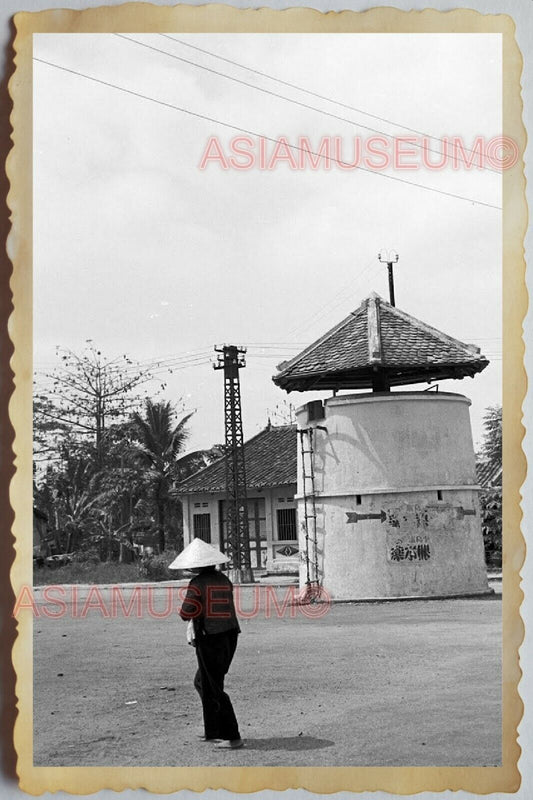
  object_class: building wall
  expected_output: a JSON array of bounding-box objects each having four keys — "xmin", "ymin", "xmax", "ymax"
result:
[
  {"xmin": 181, "ymin": 485, "xmax": 298, "ymax": 569},
  {"xmin": 266, "ymin": 485, "xmax": 299, "ymax": 571},
  {"xmin": 305, "ymin": 391, "xmax": 477, "ymax": 495},
  {"xmin": 296, "ymin": 392, "xmax": 490, "ymax": 599},
  {"xmin": 304, "ymin": 489, "xmax": 487, "ymax": 599}
]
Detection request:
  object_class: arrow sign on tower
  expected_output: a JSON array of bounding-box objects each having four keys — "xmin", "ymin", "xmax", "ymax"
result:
[
  {"xmin": 345, "ymin": 506, "xmax": 476, "ymax": 525},
  {"xmin": 346, "ymin": 511, "xmax": 387, "ymax": 524}
]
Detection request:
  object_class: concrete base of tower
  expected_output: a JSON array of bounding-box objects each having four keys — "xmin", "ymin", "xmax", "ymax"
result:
[
  {"xmin": 296, "ymin": 391, "xmax": 491, "ymax": 602},
  {"xmin": 324, "ymin": 588, "xmax": 495, "ymax": 604},
  {"xmin": 298, "ymin": 490, "xmax": 491, "ymax": 601}
]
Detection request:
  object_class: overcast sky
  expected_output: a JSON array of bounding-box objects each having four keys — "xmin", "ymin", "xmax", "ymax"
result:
[{"xmin": 33, "ymin": 33, "xmax": 502, "ymax": 452}]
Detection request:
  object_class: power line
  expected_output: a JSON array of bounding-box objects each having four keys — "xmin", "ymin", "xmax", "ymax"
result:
[
  {"xmin": 246, "ymin": 346, "xmax": 303, "ymax": 353},
  {"xmin": 33, "ymin": 56, "xmax": 502, "ymax": 210},
  {"xmin": 33, "ymin": 344, "xmax": 306, "ymax": 377},
  {"xmin": 299, "ymin": 259, "xmax": 377, "ymax": 331},
  {"xmin": 34, "ymin": 358, "xmax": 214, "ymax": 395},
  {"xmin": 109, "ymin": 353, "xmax": 212, "ymax": 374},
  {"xmin": 34, "ymin": 335, "xmax": 500, "ymax": 373},
  {"xmin": 244, "ymin": 341, "xmax": 309, "ymax": 347},
  {"xmin": 114, "ymin": 347, "xmax": 304, "ymax": 374},
  {"xmin": 116, "ymin": 33, "xmax": 499, "ymax": 175},
  {"xmin": 34, "ymin": 350, "xmax": 214, "ymax": 376},
  {"xmin": 247, "ymin": 353, "xmax": 306, "ymax": 359},
  {"xmin": 148, "ymin": 362, "xmax": 212, "ymax": 380},
  {"xmin": 158, "ymin": 33, "xmax": 501, "ymax": 173},
  {"xmin": 285, "ymin": 256, "xmax": 376, "ymax": 339}
]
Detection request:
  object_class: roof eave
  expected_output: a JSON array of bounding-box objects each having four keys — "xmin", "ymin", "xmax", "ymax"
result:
[
  {"xmin": 174, "ymin": 478, "xmax": 297, "ymax": 496},
  {"xmin": 274, "ymin": 359, "xmax": 490, "ymax": 392}
]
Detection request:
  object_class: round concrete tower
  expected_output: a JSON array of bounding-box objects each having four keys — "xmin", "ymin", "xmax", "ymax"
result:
[
  {"xmin": 295, "ymin": 391, "xmax": 489, "ymax": 600},
  {"xmin": 273, "ymin": 293, "xmax": 492, "ymax": 601}
]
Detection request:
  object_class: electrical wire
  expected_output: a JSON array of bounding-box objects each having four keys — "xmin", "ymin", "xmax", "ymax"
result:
[
  {"xmin": 284, "ymin": 256, "xmax": 377, "ymax": 339},
  {"xmin": 33, "ymin": 345, "xmax": 305, "ymax": 376},
  {"xmin": 33, "ymin": 56, "xmax": 502, "ymax": 210},
  {"xmin": 160, "ymin": 33, "xmax": 498, "ymax": 167},
  {"xmin": 108, "ymin": 33, "xmax": 502, "ymax": 176}
]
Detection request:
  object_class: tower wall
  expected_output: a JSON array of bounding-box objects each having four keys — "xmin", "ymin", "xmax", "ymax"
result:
[{"xmin": 296, "ymin": 392, "xmax": 490, "ymax": 600}]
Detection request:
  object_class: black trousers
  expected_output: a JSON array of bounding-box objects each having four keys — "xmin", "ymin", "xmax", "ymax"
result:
[{"xmin": 194, "ymin": 629, "xmax": 240, "ymax": 741}]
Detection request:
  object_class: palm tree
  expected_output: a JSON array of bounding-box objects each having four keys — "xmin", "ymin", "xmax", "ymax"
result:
[{"xmin": 131, "ymin": 400, "xmax": 194, "ymax": 552}]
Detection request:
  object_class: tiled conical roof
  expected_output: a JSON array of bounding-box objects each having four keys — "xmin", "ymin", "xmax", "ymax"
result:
[{"xmin": 273, "ymin": 293, "xmax": 489, "ymax": 392}]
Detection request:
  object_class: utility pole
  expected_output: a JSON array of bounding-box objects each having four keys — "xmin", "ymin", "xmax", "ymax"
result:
[
  {"xmin": 213, "ymin": 345, "xmax": 254, "ymax": 584},
  {"xmin": 378, "ymin": 249, "xmax": 399, "ymax": 306}
]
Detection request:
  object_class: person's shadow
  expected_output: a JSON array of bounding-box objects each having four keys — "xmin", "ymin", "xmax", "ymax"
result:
[{"xmin": 243, "ymin": 735, "xmax": 334, "ymax": 751}]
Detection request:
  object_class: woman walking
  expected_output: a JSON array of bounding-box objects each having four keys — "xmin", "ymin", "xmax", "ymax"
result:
[{"xmin": 170, "ymin": 538, "xmax": 244, "ymax": 750}]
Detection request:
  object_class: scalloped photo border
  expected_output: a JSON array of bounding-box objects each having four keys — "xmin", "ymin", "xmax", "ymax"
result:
[{"xmin": 7, "ymin": 3, "xmax": 527, "ymax": 794}]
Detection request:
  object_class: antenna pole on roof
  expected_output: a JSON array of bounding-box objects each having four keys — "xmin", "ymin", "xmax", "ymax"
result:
[{"xmin": 378, "ymin": 250, "xmax": 399, "ymax": 306}]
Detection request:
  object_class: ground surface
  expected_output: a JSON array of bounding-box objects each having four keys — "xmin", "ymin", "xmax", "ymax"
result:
[{"xmin": 33, "ymin": 584, "xmax": 502, "ymax": 767}]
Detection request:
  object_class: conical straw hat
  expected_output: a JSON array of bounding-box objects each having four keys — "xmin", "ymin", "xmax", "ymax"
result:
[{"xmin": 168, "ymin": 538, "xmax": 230, "ymax": 570}]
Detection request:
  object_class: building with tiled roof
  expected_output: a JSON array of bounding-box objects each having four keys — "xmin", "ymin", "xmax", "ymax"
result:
[
  {"xmin": 176, "ymin": 424, "xmax": 296, "ymax": 494},
  {"xmin": 174, "ymin": 425, "xmax": 298, "ymax": 573},
  {"xmin": 273, "ymin": 292, "xmax": 489, "ymax": 393},
  {"xmin": 476, "ymin": 459, "xmax": 502, "ymax": 489}
]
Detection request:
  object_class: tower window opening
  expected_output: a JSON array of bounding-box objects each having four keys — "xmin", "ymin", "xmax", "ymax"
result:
[
  {"xmin": 356, "ymin": 494, "xmax": 362, "ymax": 505},
  {"xmin": 437, "ymin": 490, "xmax": 443, "ymax": 501}
]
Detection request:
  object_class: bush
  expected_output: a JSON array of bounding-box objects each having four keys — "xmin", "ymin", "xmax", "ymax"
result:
[
  {"xmin": 33, "ymin": 548, "xmax": 187, "ymax": 585},
  {"xmin": 480, "ymin": 488, "xmax": 502, "ymax": 569},
  {"xmin": 70, "ymin": 548, "xmax": 101, "ymax": 565},
  {"xmin": 33, "ymin": 560, "xmax": 140, "ymax": 585},
  {"xmin": 138, "ymin": 549, "xmax": 180, "ymax": 582}
]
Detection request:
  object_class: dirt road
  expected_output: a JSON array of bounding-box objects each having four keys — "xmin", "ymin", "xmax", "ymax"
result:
[{"xmin": 33, "ymin": 585, "xmax": 501, "ymax": 767}]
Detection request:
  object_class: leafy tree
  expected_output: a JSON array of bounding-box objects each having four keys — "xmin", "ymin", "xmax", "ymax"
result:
[
  {"xmin": 478, "ymin": 405, "xmax": 502, "ymax": 568},
  {"xmin": 480, "ymin": 405, "xmax": 502, "ymax": 467},
  {"xmin": 37, "ymin": 438, "xmax": 101, "ymax": 553},
  {"xmin": 131, "ymin": 400, "xmax": 194, "ymax": 552},
  {"xmin": 90, "ymin": 422, "xmax": 151, "ymax": 560},
  {"xmin": 33, "ymin": 344, "xmax": 165, "ymax": 559},
  {"xmin": 34, "ymin": 345, "xmax": 223, "ymax": 561},
  {"xmin": 480, "ymin": 489, "xmax": 502, "ymax": 568}
]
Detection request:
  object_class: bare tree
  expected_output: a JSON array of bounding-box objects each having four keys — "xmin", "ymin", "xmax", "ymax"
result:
[{"xmin": 36, "ymin": 342, "xmax": 156, "ymax": 465}]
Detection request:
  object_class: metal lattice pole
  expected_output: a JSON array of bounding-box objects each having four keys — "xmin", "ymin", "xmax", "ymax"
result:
[{"xmin": 214, "ymin": 345, "xmax": 254, "ymax": 584}]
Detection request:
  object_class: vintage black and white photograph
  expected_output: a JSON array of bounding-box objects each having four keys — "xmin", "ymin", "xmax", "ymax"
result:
[{"xmin": 28, "ymin": 28, "xmax": 506, "ymax": 769}]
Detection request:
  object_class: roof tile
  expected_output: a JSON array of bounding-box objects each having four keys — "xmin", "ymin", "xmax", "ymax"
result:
[
  {"xmin": 175, "ymin": 424, "xmax": 297, "ymax": 494},
  {"xmin": 273, "ymin": 293, "xmax": 488, "ymax": 391}
]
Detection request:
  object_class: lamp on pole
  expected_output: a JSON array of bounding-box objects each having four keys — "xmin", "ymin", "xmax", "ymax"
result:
[{"xmin": 378, "ymin": 249, "xmax": 399, "ymax": 306}]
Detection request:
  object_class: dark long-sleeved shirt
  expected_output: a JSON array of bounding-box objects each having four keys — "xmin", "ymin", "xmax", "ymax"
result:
[{"xmin": 179, "ymin": 568, "xmax": 241, "ymax": 636}]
